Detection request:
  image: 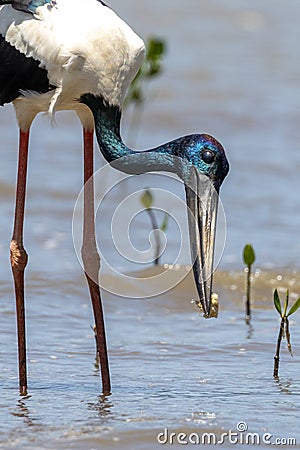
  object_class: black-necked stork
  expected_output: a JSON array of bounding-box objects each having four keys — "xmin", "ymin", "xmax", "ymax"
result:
[{"xmin": 0, "ymin": 0, "xmax": 229, "ymax": 396}]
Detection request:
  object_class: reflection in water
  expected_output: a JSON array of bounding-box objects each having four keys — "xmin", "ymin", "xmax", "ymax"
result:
[
  {"xmin": 87, "ymin": 395, "xmax": 114, "ymax": 424},
  {"xmin": 246, "ymin": 323, "xmax": 254, "ymax": 340},
  {"xmin": 11, "ymin": 397, "xmax": 36, "ymax": 428},
  {"xmin": 274, "ymin": 378, "xmax": 293, "ymax": 396}
]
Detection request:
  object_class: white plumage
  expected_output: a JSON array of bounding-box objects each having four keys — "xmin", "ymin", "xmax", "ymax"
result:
[{"xmin": 0, "ymin": 0, "xmax": 145, "ymax": 129}]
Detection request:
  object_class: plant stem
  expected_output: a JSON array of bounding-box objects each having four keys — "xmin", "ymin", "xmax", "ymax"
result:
[
  {"xmin": 273, "ymin": 317, "xmax": 285, "ymax": 378},
  {"xmin": 245, "ymin": 265, "xmax": 251, "ymax": 324},
  {"xmin": 285, "ymin": 317, "xmax": 293, "ymax": 356},
  {"xmin": 146, "ymin": 208, "xmax": 161, "ymax": 265}
]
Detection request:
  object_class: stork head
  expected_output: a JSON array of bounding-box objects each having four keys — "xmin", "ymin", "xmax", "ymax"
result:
[{"xmin": 176, "ymin": 134, "xmax": 229, "ymax": 317}]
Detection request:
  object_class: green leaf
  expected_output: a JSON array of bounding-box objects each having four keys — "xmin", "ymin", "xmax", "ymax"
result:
[
  {"xmin": 160, "ymin": 213, "xmax": 169, "ymax": 232},
  {"xmin": 141, "ymin": 189, "xmax": 153, "ymax": 209},
  {"xmin": 143, "ymin": 38, "xmax": 165, "ymax": 80},
  {"xmin": 243, "ymin": 244, "xmax": 255, "ymax": 266},
  {"xmin": 287, "ymin": 297, "xmax": 300, "ymax": 316},
  {"xmin": 146, "ymin": 37, "xmax": 165, "ymax": 61},
  {"xmin": 273, "ymin": 289, "xmax": 282, "ymax": 316}
]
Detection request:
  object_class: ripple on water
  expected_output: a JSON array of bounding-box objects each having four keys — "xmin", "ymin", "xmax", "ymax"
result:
[{"xmin": 1, "ymin": 0, "xmax": 300, "ymax": 447}]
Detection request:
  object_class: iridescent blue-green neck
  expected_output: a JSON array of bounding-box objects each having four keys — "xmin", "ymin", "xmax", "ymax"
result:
[
  {"xmin": 10, "ymin": 0, "xmax": 53, "ymax": 14},
  {"xmin": 80, "ymin": 94, "xmax": 190, "ymax": 178}
]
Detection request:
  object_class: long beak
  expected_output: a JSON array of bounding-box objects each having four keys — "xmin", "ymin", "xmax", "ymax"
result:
[{"xmin": 185, "ymin": 168, "xmax": 220, "ymax": 318}]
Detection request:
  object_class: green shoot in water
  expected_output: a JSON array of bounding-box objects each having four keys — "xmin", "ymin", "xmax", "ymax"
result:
[
  {"xmin": 125, "ymin": 37, "xmax": 166, "ymax": 145},
  {"xmin": 273, "ymin": 289, "xmax": 300, "ymax": 378},
  {"xmin": 125, "ymin": 37, "xmax": 166, "ymax": 107},
  {"xmin": 243, "ymin": 244, "xmax": 256, "ymax": 324},
  {"xmin": 140, "ymin": 189, "xmax": 169, "ymax": 266}
]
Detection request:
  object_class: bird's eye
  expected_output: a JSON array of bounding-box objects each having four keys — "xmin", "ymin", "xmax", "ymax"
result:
[{"xmin": 202, "ymin": 150, "xmax": 215, "ymax": 164}]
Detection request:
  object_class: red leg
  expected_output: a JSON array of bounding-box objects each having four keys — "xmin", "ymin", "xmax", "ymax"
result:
[
  {"xmin": 81, "ymin": 128, "xmax": 111, "ymax": 395},
  {"xmin": 10, "ymin": 129, "xmax": 30, "ymax": 396}
]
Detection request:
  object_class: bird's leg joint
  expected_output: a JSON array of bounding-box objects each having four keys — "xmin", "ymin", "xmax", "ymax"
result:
[{"xmin": 10, "ymin": 240, "xmax": 28, "ymax": 271}]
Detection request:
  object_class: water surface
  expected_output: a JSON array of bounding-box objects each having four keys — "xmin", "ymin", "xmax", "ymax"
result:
[{"xmin": 1, "ymin": 1, "xmax": 300, "ymax": 448}]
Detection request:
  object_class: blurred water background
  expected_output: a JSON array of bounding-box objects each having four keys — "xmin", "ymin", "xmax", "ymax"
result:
[{"xmin": 1, "ymin": 1, "xmax": 300, "ymax": 449}]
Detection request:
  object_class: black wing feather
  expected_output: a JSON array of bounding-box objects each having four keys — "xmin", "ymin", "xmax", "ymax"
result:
[
  {"xmin": 0, "ymin": 35, "xmax": 51, "ymax": 106},
  {"xmin": 96, "ymin": 0, "xmax": 109, "ymax": 7}
]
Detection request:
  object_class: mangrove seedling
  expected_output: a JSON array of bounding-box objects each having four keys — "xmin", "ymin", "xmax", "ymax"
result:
[
  {"xmin": 273, "ymin": 289, "xmax": 300, "ymax": 378},
  {"xmin": 125, "ymin": 36, "xmax": 166, "ymax": 107},
  {"xmin": 125, "ymin": 37, "xmax": 166, "ymax": 145},
  {"xmin": 140, "ymin": 188, "xmax": 169, "ymax": 266},
  {"xmin": 243, "ymin": 244, "xmax": 256, "ymax": 324}
]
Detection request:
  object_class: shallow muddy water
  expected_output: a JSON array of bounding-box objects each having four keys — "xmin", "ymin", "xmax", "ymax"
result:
[
  {"xmin": 1, "ymin": 268, "xmax": 300, "ymax": 449},
  {"xmin": 1, "ymin": 0, "xmax": 300, "ymax": 449}
]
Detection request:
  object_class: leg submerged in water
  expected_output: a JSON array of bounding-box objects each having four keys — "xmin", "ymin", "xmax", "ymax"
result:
[
  {"xmin": 11, "ymin": 129, "xmax": 30, "ymax": 396},
  {"xmin": 81, "ymin": 128, "xmax": 111, "ymax": 395}
]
